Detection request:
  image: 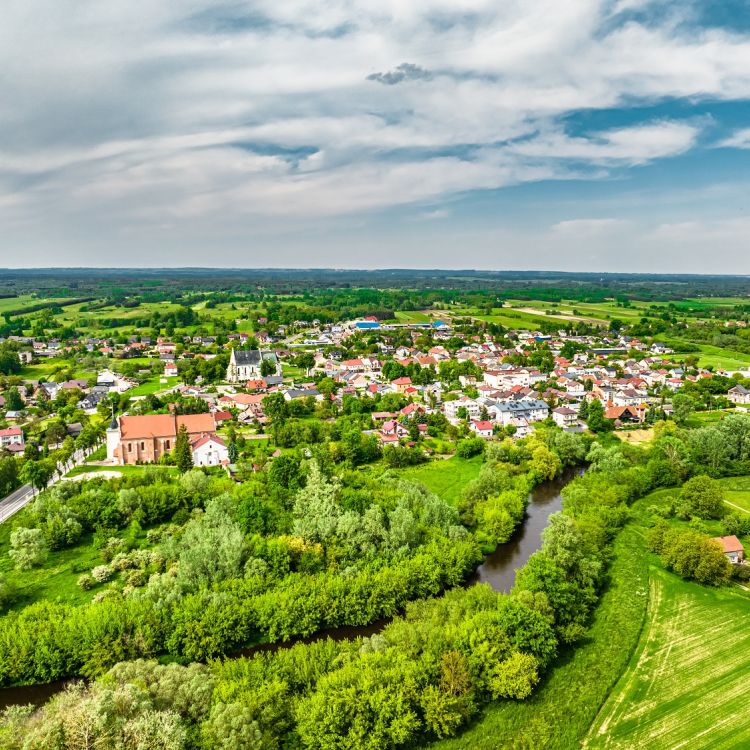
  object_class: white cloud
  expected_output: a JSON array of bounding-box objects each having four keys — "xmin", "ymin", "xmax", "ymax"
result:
[
  {"xmin": 552, "ymin": 218, "xmax": 629, "ymax": 235},
  {"xmin": 2, "ymin": 0, "xmax": 750, "ymax": 262},
  {"xmin": 717, "ymin": 128, "xmax": 750, "ymax": 149}
]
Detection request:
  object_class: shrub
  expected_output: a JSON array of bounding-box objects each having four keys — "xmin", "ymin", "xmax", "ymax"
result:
[
  {"xmin": 91, "ymin": 565, "xmax": 114, "ymax": 584},
  {"xmin": 9, "ymin": 528, "xmax": 48, "ymax": 571}
]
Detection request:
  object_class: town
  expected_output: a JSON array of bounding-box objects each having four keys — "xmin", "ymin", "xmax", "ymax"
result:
[{"xmin": 2, "ymin": 272, "xmax": 750, "ymax": 750}]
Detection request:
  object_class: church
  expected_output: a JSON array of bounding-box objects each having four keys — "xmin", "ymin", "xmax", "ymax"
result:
[{"xmin": 226, "ymin": 348, "xmax": 280, "ymax": 383}]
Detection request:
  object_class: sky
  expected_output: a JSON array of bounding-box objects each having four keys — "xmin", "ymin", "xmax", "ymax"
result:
[{"xmin": 2, "ymin": 0, "xmax": 750, "ymax": 272}]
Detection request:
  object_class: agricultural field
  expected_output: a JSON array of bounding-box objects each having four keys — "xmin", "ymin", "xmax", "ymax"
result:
[
  {"xmin": 672, "ymin": 343, "xmax": 750, "ymax": 371},
  {"xmin": 584, "ymin": 567, "xmax": 750, "ymax": 750}
]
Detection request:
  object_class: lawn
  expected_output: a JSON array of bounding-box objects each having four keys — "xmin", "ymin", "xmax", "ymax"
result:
[
  {"xmin": 583, "ymin": 567, "xmax": 750, "ymax": 750},
  {"xmin": 672, "ymin": 343, "xmax": 750, "ymax": 371},
  {"xmin": 718, "ymin": 475, "xmax": 750, "ymax": 514},
  {"xmin": 0, "ymin": 512, "xmax": 103, "ymax": 610},
  {"xmin": 393, "ymin": 310, "xmax": 432, "ymax": 324},
  {"xmin": 397, "ymin": 455, "xmax": 484, "ymax": 505},
  {"xmin": 127, "ymin": 376, "xmax": 180, "ymax": 397}
]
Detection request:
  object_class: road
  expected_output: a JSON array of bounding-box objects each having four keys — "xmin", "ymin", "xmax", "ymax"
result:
[
  {"xmin": 0, "ymin": 444, "xmax": 100, "ymax": 525},
  {"xmin": 0, "ymin": 483, "xmax": 34, "ymax": 525}
]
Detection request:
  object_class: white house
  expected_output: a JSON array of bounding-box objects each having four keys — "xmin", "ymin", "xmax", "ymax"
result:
[
  {"xmin": 552, "ymin": 407, "xmax": 578, "ymax": 429},
  {"xmin": 493, "ymin": 399, "xmax": 549, "ymax": 426},
  {"xmin": 728, "ymin": 385, "xmax": 750, "ymax": 405},
  {"xmin": 0, "ymin": 426, "xmax": 24, "ymax": 451},
  {"xmin": 226, "ymin": 349, "xmax": 280, "ymax": 383},
  {"xmin": 444, "ymin": 397, "xmax": 481, "ymax": 424},
  {"xmin": 190, "ymin": 433, "xmax": 229, "ymax": 466},
  {"xmin": 470, "ymin": 420, "xmax": 495, "ymax": 438}
]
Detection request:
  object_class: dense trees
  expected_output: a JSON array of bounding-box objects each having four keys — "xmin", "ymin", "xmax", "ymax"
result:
[
  {"xmin": 648, "ymin": 525, "xmax": 731, "ymax": 585},
  {"xmin": 677, "ymin": 475, "xmax": 725, "ymax": 519}
]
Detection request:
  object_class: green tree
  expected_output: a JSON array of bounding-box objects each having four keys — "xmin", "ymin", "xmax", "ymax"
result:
[
  {"xmin": 5, "ymin": 387, "xmax": 23, "ymax": 411},
  {"xmin": 678, "ymin": 475, "xmax": 725, "ymax": 520},
  {"xmin": 20, "ymin": 458, "xmax": 55, "ymax": 491},
  {"xmin": 260, "ymin": 357, "xmax": 276, "ymax": 378},
  {"xmin": 263, "ymin": 392, "xmax": 288, "ymax": 424},
  {"xmin": 672, "ymin": 393, "xmax": 696, "ymax": 425},
  {"xmin": 174, "ymin": 424, "xmax": 194, "ymax": 473},
  {"xmin": 9, "ymin": 527, "xmax": 48, "ymax": 570},
  {"xmin": 586, "ymin": 398, "xmax": 612, "ymax": 433}
]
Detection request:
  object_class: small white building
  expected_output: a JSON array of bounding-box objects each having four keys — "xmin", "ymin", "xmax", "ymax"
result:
[
  {"xmin": 469, "ymin": 420, "xmax": 495, "ymax": 438},
  {"xmin": 191, "ymin": 433, "xmax": 229, "ymax": 467},
  {"xmin": 552, "ymin": 407, "xmax": 578, "ymax": 429},
  {"xmin": 728, "ymin": 385, "xmax": 750, "ymax": 405}
]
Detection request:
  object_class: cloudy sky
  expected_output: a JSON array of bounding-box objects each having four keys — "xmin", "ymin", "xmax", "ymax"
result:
[{"xmin": 2, "ymin": 0, "xmax": 750, "ymax": 271}]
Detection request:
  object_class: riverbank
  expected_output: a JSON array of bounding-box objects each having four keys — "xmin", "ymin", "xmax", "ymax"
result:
[
  {"xmin": 0, "ymin": 468, "xmax": 579, "ymax": 710},
  {"xmin": 428, "ymin": 521, "xmax": 651, "ymax": 750}
]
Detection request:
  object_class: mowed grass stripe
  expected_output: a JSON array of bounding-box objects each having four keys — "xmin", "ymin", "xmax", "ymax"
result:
[{"xmin": 585, "ymin": 567, "xmax": 750, "ymax": 750}]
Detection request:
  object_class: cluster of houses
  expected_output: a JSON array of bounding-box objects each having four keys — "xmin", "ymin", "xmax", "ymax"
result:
[{"xmin": 4, "ymin": 314, "xmax": 750, "ymax": 468}]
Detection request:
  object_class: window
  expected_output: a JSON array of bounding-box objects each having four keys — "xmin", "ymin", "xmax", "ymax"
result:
[
  {"xmin": 164, "ymin": 440, "xmax": 170, "ymax": 450},
  {"xmin": 128, "ymin": 443, "xmax": 132, "ymax": 453},
  {"xmin": 140, "ymin": 442, "xmax": 145, "ymax": 451}
]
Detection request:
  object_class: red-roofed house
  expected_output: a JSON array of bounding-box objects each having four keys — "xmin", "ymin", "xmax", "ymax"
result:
[
  {"xmin": 470, "ymin": 420, "xmax": 495, "ymax": 438},
  {"xmin": 190, "ymin": 433, "xmax": 229, "ymax": 466},
  {"xmin": 392, "ymin": 376, "xmax": 412, "ymax": 393},
  {"xmin": 712, "ymin": 535, "xmax": 744, "ymax": 564},
  {"xmin": 0, "ymin": 426, "xmax": 24, "ymax": 451}
]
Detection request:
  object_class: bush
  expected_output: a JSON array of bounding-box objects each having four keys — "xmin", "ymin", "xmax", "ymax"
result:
[
  {"xmin": 9, "ymin": 528, "xmax": 48, "ymax": 571},
  {"xmin": 91, "ymin": 565, "xmax": 114, "ymax": 584},
  {"xmin": 455, "ymin": 438, "xmax": 484, "ymax": 459},
  {"xmin": 77, "ymin": 574, "xmax": 94, "ymax": 591},
  {"xmin": 648, "ymin": 524, "xmax": 731, "ymax": 585}
]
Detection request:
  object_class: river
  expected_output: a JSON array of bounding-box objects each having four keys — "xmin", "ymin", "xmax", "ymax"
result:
[{"xmin": 0, "ymin": 467, "xmax": 578, "ymax": 710}]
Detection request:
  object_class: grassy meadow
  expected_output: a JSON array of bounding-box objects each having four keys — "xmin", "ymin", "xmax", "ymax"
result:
[{"xmin": 396, "ymin": 455, "xmax": 484, "ymax": 505}]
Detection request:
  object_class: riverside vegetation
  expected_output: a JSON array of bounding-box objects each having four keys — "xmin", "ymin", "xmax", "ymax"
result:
[{"xmin": 8, "ymin": 409, "xmax": 749, "ymax": 748}]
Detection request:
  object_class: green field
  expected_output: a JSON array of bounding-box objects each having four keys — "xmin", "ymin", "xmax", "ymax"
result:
[
  {"xmin": 397, "ymin": 455, "xmax": 483, "ymax": 505},
  {"xmin": 393, "ymin": 310, "xmax": 432, "ymax": 324},
  {"xmin": 718, "ymin": 475, "xmax": 750, "ymax": 514},
  {"xmin": 0, "ymin": 514, "xmax": 102, "ymax": 610},
  {"xmin": 672, "ymin": 343, "xmax": 750, "ymax": 371},
  {"xmin": 127, "ymin": 376, "xmax": 180, "ymax": 396},
  {"xmin": 584, "ymin": 567, "xmax": 750, "ymax": 750}
]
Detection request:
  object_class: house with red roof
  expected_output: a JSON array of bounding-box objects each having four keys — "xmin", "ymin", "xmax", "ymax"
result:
[
  {"xmin": 712, "ymin": 535, "xmax": 744, "ymax": 564},
  {"xmin": 470, "ymin": 420, "xmax": 495, "ymax": 438}
]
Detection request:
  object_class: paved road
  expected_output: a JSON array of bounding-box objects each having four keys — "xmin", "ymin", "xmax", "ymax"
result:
[
  {"xmin": 0, "ymin": 444, "xmax": 101, "ymax": 525},
  {"xmin": 0, "ymin": 483, "xmax": 34, "ymax": 525}
]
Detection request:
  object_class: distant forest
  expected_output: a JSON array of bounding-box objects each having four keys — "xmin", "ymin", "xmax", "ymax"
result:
[{"xmin": 1, "ymin": 267, "xmax": 750, "ymax": 300}]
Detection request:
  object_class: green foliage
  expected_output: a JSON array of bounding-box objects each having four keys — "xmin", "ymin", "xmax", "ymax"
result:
[
  {"xmin": 173, "ymin": 423, "xmax": 193, "ymax": 473},
  {"xmin": 455, "ymin": 438, "xmax": 484, "ymax": 459},
  {"xmin": 586, "ymin": 399, "xmax": 612, "ymax": 433},
  {"xmin": 678, "ymin": 475, "xmax": 725, "ymax": 519},
  {"xmin": 9, "ymin": 527, "xmax": 48, "ymax": 571},
  {"xmin": 648, "ymin": 524, "xmax": 731, "ymax": 585}
]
